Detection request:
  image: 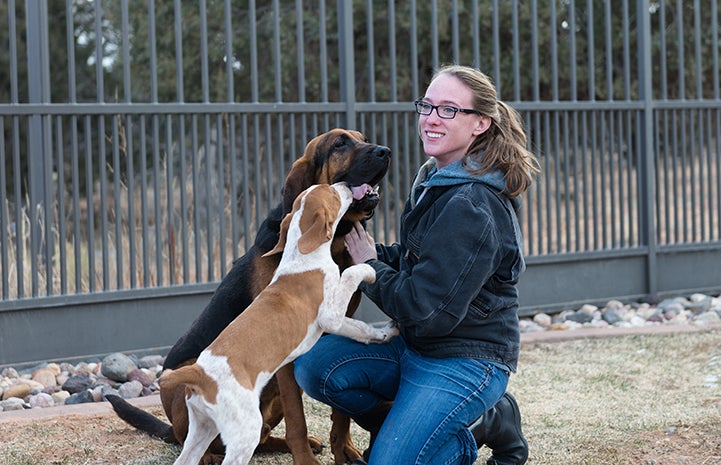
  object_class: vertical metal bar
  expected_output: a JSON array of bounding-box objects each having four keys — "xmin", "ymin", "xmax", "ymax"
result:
[
  {"xmin": 637, "ymin": 0, "xmax": 657, "ymax": 297},
  {"xmin": 492, "ymin": 0, "xmax": 500, "ymax": 93},
  {"xmin": 273, "ymin": 0, "xmax": 282, "ymax": 102},
  {"xmin": 224, "ymin": 0, "xmax": 238, "ymax": 258},
  {"xmin": 264, "ymin": 114, "xmax": 273, "ymax": 214},
  {"xmin": 471, "ymin": 0, "xmax": 479, "ymax": 68},
  {"xmin": 543, "ymin": 111, "xmax": 552, "ymax": 253},
  {"xmin": 26, "ymin": 0, "xmax": 51, "ymax": 296},
  {"xmin": 388, "ymin": 1, "xmax": 397, "ymax": 102},
  {"xmin": 63, "ymin": 1, "xmax": 82, "ymax": 292},
  {"xmin": 215, "ymin": 114, "xmax": 226, "ymax": 277},
  {"xmin": 658, "ymin": 2, "xmax": 670, "ymax": 244},
  {"xmin": 511, "ymin": 0, "xmax": 520, "ymax": 100},
  {"xmin": 549, "ymin": 0, "xmax": 558, "ymax": 101},
  {"xmin": 599, "ymin": 112, "xmax": 608, "ymax": 248},
  {"xmin": 338, "ymin": 0, "xmax": 356, "ymax": 128},
  {"xmin": 604, "ymin": 2, "xmax": 613, "ymax": 100},
  {"xmin": 671, "ymin": 110, "xmax": 679, "ymax": 243},
  {"xmin": 190, "ymin": 115, "xmax": 201, "ymax": 280},
  {"xmin": 714, "ymin": 0, "xmax": 721, "ymax": 240},
  {"xmin": 90, "ymin": 2, "xmax": 109, "ymax": 290},
  {"xmin": 366, "ymin": 1, "xmax": 376, "ymax": 102},
  {"xmin": 84, "ymin": 116, "xmax": 95, "ymax": 292},
  {"xmin": 316, "ymin": 1, "xmax": 327, "ymax": 129},
  {"xmin": 11, "ymin": 115, "xmax": 23, "ymax": 297},
  {"xmin": 431, "ymin": 0, "xmax": 439, "ymax": 69},
  {"xmin": 121, "ymin": 0, "xmax": 136, "ymax": 288},
  {"xmin": 714, "ymin": 0, "xmax": 720, "ymax": 99},
  {"xmin": 0, "ymin": 119, "xmax": 8, "ymax": 298},
  {"xmin": 693, "ymin": 0, "xmax": 705, "ymax": 239},
  {"xmin": 198, "ymin": 0, "xmax": 213, "ymax": 280},
  {"xmin": 139, "ymin": 116, "xmax": 149, "ymax": 286},
  {"xmin": 70, "ymin": 115, "xmax": 81, "ymax": 293},
  {"xmin": 54, "ymin": 117, "xmax": 66, "ymax": 294},
  {"xmin": 112, "ymin": 115, "xmax": 123, "ymax": 289},
  {"xmin": 7, "ymin": 0, "xmax": 23, "ymax": 296},
  {"xmin": 152, "ymin": 115, "xmax": 163, "ymax": 284},
  {"xmin": 451, "ymin": 0, "xmax": 459, "ymax": 61},
  {"xmin": 165, "ymin": 116, "xmax": 175, "ymax": 284},
  {"xmin": 173, "ymin": 0, "xmax": 189, "ymax": 280},
  {"xmin": 410, "ymin": 0, "xmax": 419, "ymax": 99},
  {"xmin": 562, "ymin": 111, "xmax": 571, "ymax": 251},
  {"xmin": 241, "ymin": 114, "xmax": 251, "ymax": 251}
]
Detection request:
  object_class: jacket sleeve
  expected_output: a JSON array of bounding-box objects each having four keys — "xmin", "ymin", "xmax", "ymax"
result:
[
  {"xmin": 362, "ymin": 191, "xmax": 504, "ymax": 338},
  {"xmin": 374, "ymin": 242, "xmax": 402, "ymax": 271}
]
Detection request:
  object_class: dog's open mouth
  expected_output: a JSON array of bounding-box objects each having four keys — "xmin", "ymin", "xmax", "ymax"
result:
[
  {"xmin": 347, "ymin": 182, "xmax": 381, "ymax": 215},
  {"xmin": 351, "ymin": 183, "xmax": 378, "ymax": 201}
]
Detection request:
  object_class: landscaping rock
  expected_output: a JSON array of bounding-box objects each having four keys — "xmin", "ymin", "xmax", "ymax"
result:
[{"xmin": 101, "ymin": 353, "xmax": 137, "ymax": 382}]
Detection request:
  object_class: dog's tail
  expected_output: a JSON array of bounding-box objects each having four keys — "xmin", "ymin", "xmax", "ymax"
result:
[
  {"xmin": 158, "ymin": 365, "xmax": 212, "ymax": 398},
  {"xmin": 105, "ymin": 394, "xmax": 177, "ymax": 444}
]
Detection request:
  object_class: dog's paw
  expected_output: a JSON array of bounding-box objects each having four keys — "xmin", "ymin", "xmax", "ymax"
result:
[
  {"xmin": 369, "ymin": 321, "xmax": 399, "ymax": 343},
  {"xmin": 357, "ymin": 263, "xmax": 376, "ymax": 284}
]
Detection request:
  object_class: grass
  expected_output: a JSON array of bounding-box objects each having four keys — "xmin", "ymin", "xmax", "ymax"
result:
[{"xmin": 1, "ymin": 328, "xmax": 719, "ymax": 465}]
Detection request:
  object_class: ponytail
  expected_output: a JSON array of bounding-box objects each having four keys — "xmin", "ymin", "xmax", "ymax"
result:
[{"xmin": 465, "ymin": 100, "xmax": 540, "ymax": 198}]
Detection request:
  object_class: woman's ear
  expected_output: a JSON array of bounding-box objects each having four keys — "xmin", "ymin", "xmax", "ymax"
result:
[{"xmin": 473, "ymin": 115, "xmax": 492, "ymax": 136}]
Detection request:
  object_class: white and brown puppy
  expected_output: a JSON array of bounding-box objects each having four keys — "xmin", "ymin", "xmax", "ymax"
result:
[{"xmin": 159, "ymin": 182, "xmax": 397, "ymax": 465}]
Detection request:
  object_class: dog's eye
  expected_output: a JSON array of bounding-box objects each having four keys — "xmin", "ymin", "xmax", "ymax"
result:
[{"xmin": 334, "ymin": 138, "xmax": 347, "ymax": 148}]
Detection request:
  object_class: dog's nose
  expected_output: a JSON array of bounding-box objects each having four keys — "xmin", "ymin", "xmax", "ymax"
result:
[{"xmin": 373, "ymin": 146, "xmax": 391, "ymax": 159}]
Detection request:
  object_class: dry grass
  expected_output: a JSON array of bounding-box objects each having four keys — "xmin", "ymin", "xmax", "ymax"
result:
[{"xmin": 1, "ymin": 329, "xmax": 720, "ymax": 464}]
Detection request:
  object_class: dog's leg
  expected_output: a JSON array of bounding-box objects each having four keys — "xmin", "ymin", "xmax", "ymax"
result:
[
  {"xmin": 216, "ymin": 395, "xmax": 263, "ymax": 465},
  {"xmin": 329, "ymin": 408, "xmax": 363, "ymax": 464},
  {"xmin": 275, "ymin": 363, "xmax": 324, "ymax": 465},
  {"xmin": 173, "ymin": 398, "xmax": 220, "ymax": 465},
  {"xmin": 321, "ymin": 264, "xmax": 399, "ymax": 343}
]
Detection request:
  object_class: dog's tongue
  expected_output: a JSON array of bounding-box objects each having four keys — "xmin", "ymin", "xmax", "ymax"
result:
[{"xmin": 351, "ymin": 184, "xmax": 372, "ymax": 200}]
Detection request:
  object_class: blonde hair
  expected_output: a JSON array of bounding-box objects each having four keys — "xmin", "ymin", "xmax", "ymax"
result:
[{"xmin": 431, "ymin": 65, "xmax": 540, "ymax": 198}]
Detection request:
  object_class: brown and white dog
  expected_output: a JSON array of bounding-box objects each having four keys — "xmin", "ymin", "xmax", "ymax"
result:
[{"xmin": 158, "ymin": 183, "xmax": 398, "ymax": 465}]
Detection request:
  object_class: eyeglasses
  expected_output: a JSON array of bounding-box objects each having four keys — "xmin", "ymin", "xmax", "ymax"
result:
[{"xmin": 413, "ymin": 100, "xmax": 482, "ymax": 119}]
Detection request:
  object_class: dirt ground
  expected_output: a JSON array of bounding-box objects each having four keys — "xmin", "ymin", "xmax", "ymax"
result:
[{"xmin": 2, "ymin": 325, "xmax": 720, "ymax": 465}]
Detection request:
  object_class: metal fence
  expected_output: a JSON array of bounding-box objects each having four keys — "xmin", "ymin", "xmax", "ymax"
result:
[{"xmin": 1, "ymin": 0, "xmax": 720, "ymax": 366}]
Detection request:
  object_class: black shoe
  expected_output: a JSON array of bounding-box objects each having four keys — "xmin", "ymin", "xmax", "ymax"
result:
[{"xmin": 470, "ymin": 392, "xmax": 528, "ymax": 465}]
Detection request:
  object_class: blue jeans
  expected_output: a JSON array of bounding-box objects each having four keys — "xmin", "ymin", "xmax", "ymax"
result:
[{"xmin": 294, "ymin": 334, "xmax": 509, "ymax": 465}]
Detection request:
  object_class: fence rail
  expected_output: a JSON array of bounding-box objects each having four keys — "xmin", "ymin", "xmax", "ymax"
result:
[{"xmin": 1, "ymin": 0, "xmax": 720, "ymax": 366}]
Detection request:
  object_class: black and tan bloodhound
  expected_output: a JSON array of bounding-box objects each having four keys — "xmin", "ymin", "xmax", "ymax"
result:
[{"xmin": 107, "ymin": 128, "xmax": 391, "ymax": 465}]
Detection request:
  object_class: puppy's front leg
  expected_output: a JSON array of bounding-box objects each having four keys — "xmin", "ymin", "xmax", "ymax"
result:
[{"xmin": 320, "ymin": 264, "xmax": 398, "ymax": 344}]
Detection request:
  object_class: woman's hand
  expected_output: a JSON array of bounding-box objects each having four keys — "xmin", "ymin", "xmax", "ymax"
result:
[{"xmin": 344, "ymin": 221, "xmax": 377, "ymax": 264}]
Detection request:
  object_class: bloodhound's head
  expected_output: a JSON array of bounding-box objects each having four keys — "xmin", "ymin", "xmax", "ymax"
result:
[{"xmin": 282, "ymin": 129, "xmax": 391, "ymax": 225}]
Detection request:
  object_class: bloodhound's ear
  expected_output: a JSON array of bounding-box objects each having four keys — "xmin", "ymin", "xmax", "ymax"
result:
[
  {"xmin": 297, "ymin": 186, "xmax": 341, "ymax": 254},
  {"xmin": 262, "ymin": 210, "xmax": 293, "ymax": 256},
  {"xmin": 282, "ymin": 142, "xmax": 319, "ymax": 214}
]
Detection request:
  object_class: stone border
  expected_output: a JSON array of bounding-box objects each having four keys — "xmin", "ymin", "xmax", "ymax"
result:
[{"xmin": 3, "ymin": 322, "xmax": 719, "ymax": 422}]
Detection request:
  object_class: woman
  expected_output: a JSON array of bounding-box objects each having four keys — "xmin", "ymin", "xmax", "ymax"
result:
[{"xmin": 295, "ymin": 65, "xmax": 539, "ymax": 465}]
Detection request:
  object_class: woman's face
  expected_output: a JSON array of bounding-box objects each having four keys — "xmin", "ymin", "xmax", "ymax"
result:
[{"xmin": 418, "ymin": 74, "xmax": 490, "ymax": 168}]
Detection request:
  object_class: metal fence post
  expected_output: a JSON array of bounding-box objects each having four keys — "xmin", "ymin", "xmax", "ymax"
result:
[
  {"xmin": 337, "ymin": 0, "xmax": 356, "ymax": 129},
  {"xmin": 24, "ymin": 0, "xmax": 53, "ymax": 296},
  {"xmin": 637, "ymin": 0, "xmax": 658, "ymax": 299}
]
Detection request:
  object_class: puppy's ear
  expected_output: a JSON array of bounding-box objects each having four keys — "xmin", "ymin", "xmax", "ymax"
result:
[
  {"xmin": 297, "ymin": 187, "xmax": 340, "ymax": 254},
  {"xmin": 297, "ymin": 205, "xmax": 334, "ymax": 254},
  {"xmin": 263, "ymin": 211, "xmax": 293, "ymax": 256}
]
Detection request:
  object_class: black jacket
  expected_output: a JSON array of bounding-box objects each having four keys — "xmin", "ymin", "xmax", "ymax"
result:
[{"xmin": 361, "ymin": 165, "xmax": 525, "ymax": 372}]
